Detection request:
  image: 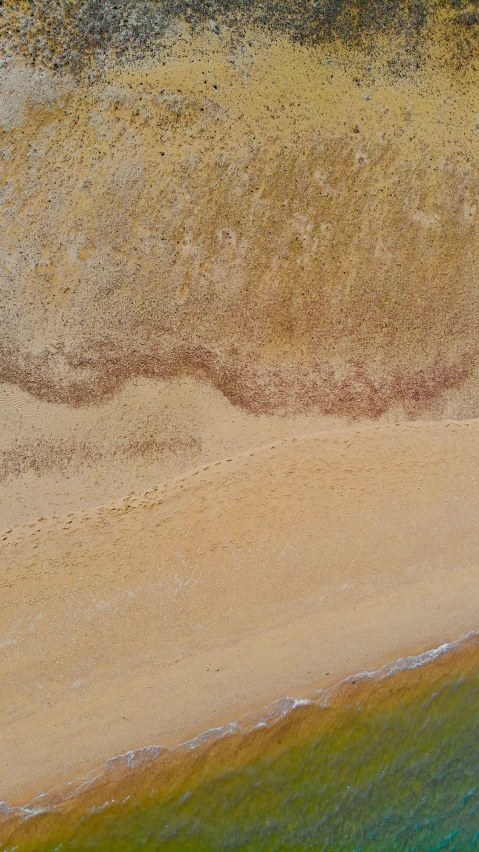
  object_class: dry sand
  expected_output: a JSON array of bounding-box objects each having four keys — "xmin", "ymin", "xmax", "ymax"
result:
[
  {"xmin": 3, "ymin": 30, "xmax": 479, "ymax": 422},
  {"xmin": 0, "ymin": 375, "xmax": 367, "ymax": 530},
  {"xmin": 3, "ymin": 5, "xmax": 479, "ymax": 826},
  {"xmin": 2, "ymin": 418, "xmax": 479, "ymax": 809}
]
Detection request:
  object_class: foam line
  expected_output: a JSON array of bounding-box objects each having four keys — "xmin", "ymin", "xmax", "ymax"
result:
[{"xmin": 1, "ymin": 631, "xmax": 476, "ymax": 825}]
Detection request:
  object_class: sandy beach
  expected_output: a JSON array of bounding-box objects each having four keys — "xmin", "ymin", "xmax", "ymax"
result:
[
  {"xmin": 3, "ymin": 4, "xmax": 479, "ymax": 841},
  {"xmin": 2, "ymin": 418, "xmax": 479, "ymax": 812}
]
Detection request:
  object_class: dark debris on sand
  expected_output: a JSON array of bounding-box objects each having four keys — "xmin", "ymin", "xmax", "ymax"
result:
[{"xmin": 4, "ymin": 0, "xmax": 477, "ymax": 72}]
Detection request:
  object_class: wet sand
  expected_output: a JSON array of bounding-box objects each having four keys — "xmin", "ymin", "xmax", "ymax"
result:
[
  {"xmin": 2, "ymin": 418, "xmax": 479, "ymax": 811},
  {"xmin": 3, "ymin": 2, "xmax": 479, "ymax": 844}
]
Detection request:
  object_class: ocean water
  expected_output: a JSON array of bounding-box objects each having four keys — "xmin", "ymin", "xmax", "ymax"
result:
[{"xmin": 5, "ymin": 638, "xmax": 479, "ymax": 852}]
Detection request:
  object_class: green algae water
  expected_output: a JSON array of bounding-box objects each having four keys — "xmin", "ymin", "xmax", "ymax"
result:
[{"xmin": 5, "ymin": 638, "xmax": 479, "ymax": 852}]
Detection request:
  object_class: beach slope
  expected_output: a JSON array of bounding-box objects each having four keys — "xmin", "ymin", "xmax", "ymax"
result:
[{"xmin": 2, "ymin": 419, "xmax": 479, "ymax": 809}]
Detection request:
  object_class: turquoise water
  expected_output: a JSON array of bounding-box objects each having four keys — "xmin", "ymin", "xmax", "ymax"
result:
[{"xmin": 7, "ymin": 645, "xmax": 479, "ymax": 852}]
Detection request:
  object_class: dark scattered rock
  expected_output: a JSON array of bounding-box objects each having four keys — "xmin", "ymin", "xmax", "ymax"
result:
[{"xmin": 0, "ymin": 0, "xmax": 436, "ymax": 72}]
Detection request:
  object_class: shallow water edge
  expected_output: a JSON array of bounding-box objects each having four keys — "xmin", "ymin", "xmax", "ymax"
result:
[{"xmin": 2, "ymin": 629, "xmax": 479, "ymax": 850}]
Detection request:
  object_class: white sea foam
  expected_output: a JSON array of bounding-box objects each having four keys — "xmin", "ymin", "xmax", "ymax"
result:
[{"xmin": 2, "ymin": 631, "xmax": 476, "ymax": 828}]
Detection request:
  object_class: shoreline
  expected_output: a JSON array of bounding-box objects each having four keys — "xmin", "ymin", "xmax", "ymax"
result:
[
  {"xmin": 4, "ymin": 13, "xmax": 479, "ymax": 846},
  {"xmin": 6, "ymin": 630, "xmax": 479, "ymax": 810},
  {"xmin": 2, "ymin": 419, "xmax": 479, "ymax": 818},
  {"xmin": 3, "ymin": 630, "xmax": 479, "ymax": 849}
]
